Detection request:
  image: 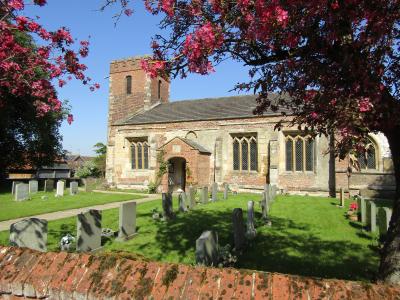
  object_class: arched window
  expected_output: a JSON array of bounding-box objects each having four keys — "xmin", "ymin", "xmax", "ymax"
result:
[
  {"xmin": 285, "ymin": 134, "xmax": 315, "ymax": 172},
  {"xmin": 232, "ymin": 135, "xmax": 258, "ymax": 172},
  {"xmin": 131, "ymin": 140, "xmax": 149, "ymax": 169},
  {"xmin": 185, "ymin": 131, "xmax": 197, "ymax": 140},
  {"xmin": 158, "ymin": 79, "xmax": 162, "ymax": 99},
  {"xmin": 126, "ymin": 75, "xmax": 132, "ymax": 94},
  {"xmin": 356, "ymin": 139, "xmax": 377, "ymax": 170}
]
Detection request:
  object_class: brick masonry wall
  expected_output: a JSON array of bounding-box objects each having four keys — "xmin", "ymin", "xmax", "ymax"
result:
[{"xmin": 1, "ymin": 246, "xmax": 400, "ymax": 299}]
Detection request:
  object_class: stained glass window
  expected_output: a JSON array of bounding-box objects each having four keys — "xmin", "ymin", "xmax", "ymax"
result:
[
  {"xmin": 356, "ymin": 140, "xmax": 377, "ymax": 170},
  {"xmin": 250, "ymin": 139, "xmax": 258, "ymax": 171},
  {"xmin": 131, "ymin": 140, "xmax": 149, "ymax": 169},
  {"xmin": 295, "ymin": 139, "xmax": 303, "ymax": 171},
  {"xmin": 232, "ymin": 135, "xmax": 257, "ymax": 172},
  {"xmin": 285, "ymin": 134, "xmax": 315, "ymax": 172},
  {"xmin": 131, "ymin": 144, "xmax": 136, "ymax": 169},
  {"xmin": 286, "ymin": 139, "xmax": 293, "ymax": 171},
  {"xmin": 305, "ymin": 138, "xmax": 314, "ymax": 171}
]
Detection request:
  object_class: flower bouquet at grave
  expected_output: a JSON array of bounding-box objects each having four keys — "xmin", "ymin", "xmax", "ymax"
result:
[
  {"xmin": 152, "ymin": 208, "xmax": 161, "ymax": 220},
  {"xmin": 347, "ymin": 202, "xmax": 359, "ymax": 221}
]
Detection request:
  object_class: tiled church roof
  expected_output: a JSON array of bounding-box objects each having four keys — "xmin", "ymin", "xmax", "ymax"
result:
[
  {"xmin": 120, "ymin": 94, "xmax": 291, "ymax": 125},
  {"xmin": 1, "ymin": 246, "xmax": 400, "ymax": 299}
]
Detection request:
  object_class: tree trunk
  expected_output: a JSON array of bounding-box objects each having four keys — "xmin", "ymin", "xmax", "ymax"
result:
[{"xmin": 378, "ymin": 127, "xmax": 400, "ymax": 284}]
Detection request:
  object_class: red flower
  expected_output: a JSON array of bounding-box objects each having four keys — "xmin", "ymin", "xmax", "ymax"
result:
[{"xmin": 349, "ymin": 202, "xmax": 358, "ymax": 211}]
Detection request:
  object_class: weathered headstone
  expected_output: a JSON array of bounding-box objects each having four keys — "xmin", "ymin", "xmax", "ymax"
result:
[
  {"xmin": 271, "ymin": 185, "xmax": 278, "ymax": 202},
  {"xmin": 56, "ymin": 181, "xmax": 65, "ymax": 197},
  {"xmin": 44, "ymin": 179, "xmax": 54, "ymax": 192},
  {"xmin": 223, "ymin": 183, "xmax": 229, "ymax": 200},
  {"xmin": 70, "ymin": 181, "xmax": 79, "ymax": 195},
  {"xmin": 261, "ymin": 192, "xmax": 270, "ymax": 220},
  {"xmin": 264, "ymin": 184, "xmax": 269, "ymax": 193},
  {"xmin": 188, "ymin": 186, "xmax": 196, "ymax": 209},
  {"xmin": 383, "ymin": 207, "xmax": 393, "ymax": 232},
  {"xmin": 76, "ymin": 209, "xmax": 102, "ymax": 252},
  {"xmin": 15, "ymin": 183, "xmax": 29, "ymax": 201},
  {"xmin": 211, "ymin": 183, "xmax": 218, "ymax": 202},
  {"xmin": 370, "ymin": 201, "xmax": 377, "ymax": 232},
  {"xmin": 195, "ymin": 230, "xmax": 219, "ymax": 266},
  {"xmin": 117, "ymin": 201, "xmax": 137, "ymax": 241},
  {"xmin": 201, "ymin": 186, "xmax": 208, "ymax": 204},
  {"xmin": 339, "ymin": 188, "xmax": 345, "ymax": 207},
  {"xmin": 178, "ymin": 192, "xmax": 188, "ymax": 212},
  {"xmin": 29, "ymin": 180, "xmax": 38, "ymax": 194},
  {"xmin": 12, "ymin": 181, "xmax": 22, "ymax": 194},
  {"xmin": 360, "ymin": 197, "xmax": 367, "ymax": 224},
  {"xmin": 162, "ymin": 192, "xmax": 175, "ymax": 220},
  {"xmin": 232, "ymin": 208, "xmax": 246, "ymax": 251},
  {"xmin": 9, "ymin": 218, "xmax": 47, "ymax": 252},
  {"xmin": 246, "ymin": 201, "xmax": 257, "ymax": 239}
]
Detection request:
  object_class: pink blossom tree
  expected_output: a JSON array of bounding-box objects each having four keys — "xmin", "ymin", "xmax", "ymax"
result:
[
  {"xmin": 0, "ymin": 0, "xmax": 98, "ymax": 170},
  {"xmin": 108, "ymin": 0, "xmax": 400, "ymax": 283}
]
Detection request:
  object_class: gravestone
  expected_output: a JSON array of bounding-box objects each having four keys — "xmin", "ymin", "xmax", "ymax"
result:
[
  {"xmin": 201, "ymin": 187, "xmax": 208, "ymax": 204},
  {"xmin": 360, "ymin": 197, "xmax": 367, "ymax": 224},
  {"xmin": 271, "ymin": 185, "xmax": 278, "ymax": 202},
  {"xmin": 178, "ymin": 192, "xmax": 188, "ymax": 212},
  {"xmin": 366, "ymin": 200, "xmax": 372, "ymax": 227},
  {"xmin": 246, "ymin": 201, "xmax": 257, "ymax": 239},
  {"xmin": 56, "ymin": 181, "xmax": 65, "ymax": 197},
  {"xmin": 117, "ymin": 201, "xmax": 137, "ymax": 241},
  {"xmin": 12, "ymin": 181, "xmax": 22, "ymax": 194},
  {"xmin": 383, "ymin": 207, "xmax": 393, "ymax": 232},
  {"xmin": 370, "ymin": 201, "xmax": 377, "ymax": 232},
  {"xmin": 261, "ymin": 192, "xmax": 270, "ymax": 220},
  {"xmin": 15, "ymin": 183, "xmax": 29, "ymax": 201},
  {"xmin": 9, "ymin": 218, "xmax": 47, "ymax": 252},
  {"xmin": 188, "ymin": 186, "xmax": 196, "ymax": 209},
  {"xmin": 76, "ymin": 209, "xmax": 102, "ymax": 252},
  {"xmin": 264, "ymin": 184, "xmax": 269, "ymax": 193},
  {"xmin": 223, "ymin": 183, "xmax": 229, "ymax": 200},
  {"xmin": 339, "ymin": 188, "xmax": 345, "ymax": 207},
  {"xmin": 211, "ymin": 183, "xmax": 218, "ymax": 202},
  {"xmin": 162, "ymin": 192, "xmax": 175, "ymax": 220},
  {"xmin": 29, "ymin": 180, "xmax": 38, "ymax": 194},
  {"xmin": 70, "ymin": 181, "xmax": 78, "ymax": 195},
  {"xmin": 232, "ymin": 208, "xmax": 246, "ymax": 250},
  {"xmin": 195, "ymin": 230, "xmax": 219, "ymax": 266},
  {"xmin": 44, "ymin": 179, "xmax": 54, "ymax": 192}
]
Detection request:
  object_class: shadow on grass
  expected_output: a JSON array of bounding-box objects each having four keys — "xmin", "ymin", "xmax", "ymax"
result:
[{"xmin": 140, "ymin": 207, "xmax": 378, "ymax": 281}]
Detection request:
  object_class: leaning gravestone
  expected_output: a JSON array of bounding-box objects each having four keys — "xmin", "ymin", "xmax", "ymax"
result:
[
  {"xmin": 201, "ymin": 187, "xmax": 208, "ymax": 204},
  {"xmin": 117, "ymin": 201, "xmax": 137, "ymax": 241},
  {"xmin": 29, "ymin": 180, "xmax": 38, "ymax": 194},
  {"xmin": 76, "ymin": 209, "xmax": 102, "ymax": 252},
  {"xmin": 224, "ymin": 183, "xmax": 229, "ymax": 200},
  {"xmin": 70, "ymin": 181, "xmax": 78, "ymax": 195},
  {"xmin": 56, "ymin": 181, "xmax": 65, "ymax": 197},
  {"xmin": 188, "ymin": 186, "xmax": 196, "ymax": 209},
  {"xmin": 178, "ymin": 192, "xmax": 188, "ymax": 212},
  {"xmin": 370, "ymin": 201, "xmax": 377, "ymax": 232},
  {"xmin": 246, "ymin": 201, "xmax": 257, "ymax": 239},
  {"xmin": 15, "ymin": 183, "xmax": 29, "ymax": 201},
  {"xmin": 211, "ymin": 182, "xmax": 218, "ymax": 202},
  {"xmin": 12, "ymin": 181, "xmax": 22, "ymax": 195},
  {"xmin": 232, "ymin": 208, "xmax": 246, "ymax": 251},
  {"xmin": 10, "ymin": 218, "xmax": 47, "ymax": 252},
  {"xmin": 195, "ymin": 230, "xmax": 219, "ymax": 266},
  {"xmin": 162, "ymin": 192, "xmax": 175, "ymax": 220},
  {"xmin": 44, "ymin": 179, "xmax": 54, "ymax": 192}
]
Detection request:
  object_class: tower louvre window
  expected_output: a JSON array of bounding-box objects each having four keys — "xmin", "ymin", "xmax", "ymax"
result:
[{"xmin": 126, "ymin": 75, "xmax": 132, "ymax": 94}]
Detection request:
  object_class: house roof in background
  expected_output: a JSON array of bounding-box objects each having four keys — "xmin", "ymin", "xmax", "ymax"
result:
[{"xmin": 119, "ymin": 94, "xmax": 291, "ymax": 125}]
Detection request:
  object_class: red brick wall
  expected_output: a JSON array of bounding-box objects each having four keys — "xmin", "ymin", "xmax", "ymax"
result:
[{"xmin": 1, "ymin": 246, "xmax": 399, "ymax": 300}]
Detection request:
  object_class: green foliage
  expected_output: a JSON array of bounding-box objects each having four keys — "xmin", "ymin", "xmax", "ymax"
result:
[
  {"xmin": 147, "ymin": 182, "xmax": 159, "ymax": 194},
  {"xmin": 75, "ymin": 160, "xmax": 101, "ymax": 178},
  {"xmin": 92, "ymin": 142, "xmax": 107, "ymax": 177},
  {"xmin": 147, "ymin": 150, "xmax": 169, "ymax": 192}
]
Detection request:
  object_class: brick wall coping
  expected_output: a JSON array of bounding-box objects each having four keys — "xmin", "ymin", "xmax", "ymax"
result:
[{"xmin": 0, "ymin": 246, "xmax": 399, "ymax": 299}]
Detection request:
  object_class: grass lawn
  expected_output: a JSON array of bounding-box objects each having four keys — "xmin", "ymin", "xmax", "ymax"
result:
[
  {"xmin": 0, "ymin": 193, "xmax": 379, "ymax": 281},
  {"xmin": 0, "ymin": 191, "xmax": 144, "ymax": 221}
]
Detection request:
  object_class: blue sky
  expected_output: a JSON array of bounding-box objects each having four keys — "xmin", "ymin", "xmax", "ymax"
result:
[{"xmin": 25, "ymin": 1, "xmax": 250, "ymax": 155}]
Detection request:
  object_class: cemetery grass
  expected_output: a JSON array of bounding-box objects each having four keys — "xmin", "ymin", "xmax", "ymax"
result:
[
  {"xmin": 0, "ymin": 194, "xmax": 379, "ymax": 281},
  {"xmin": 0, "ymin": 191, "xmax": 143, "ymax": 221}
]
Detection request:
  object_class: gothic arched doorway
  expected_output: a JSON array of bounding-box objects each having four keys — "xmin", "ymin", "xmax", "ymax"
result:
[{"xmin": 168, "ymin": 157, "xmax": 186, "ymax": 192}]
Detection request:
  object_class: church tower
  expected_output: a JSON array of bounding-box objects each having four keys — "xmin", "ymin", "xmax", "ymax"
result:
[{"xmin": 106, "ymin": 57, "xmax": 170, "ymax": 183}]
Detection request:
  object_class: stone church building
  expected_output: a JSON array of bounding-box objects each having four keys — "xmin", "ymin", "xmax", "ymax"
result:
[{"xmin": 106, "ymin": 57, "xmax": 395, "ymax": 196}]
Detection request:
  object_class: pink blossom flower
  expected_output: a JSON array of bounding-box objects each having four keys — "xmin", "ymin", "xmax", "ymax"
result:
[{"xmin": 67, "ymin": 114, "xmax": 74, "ymax": 125}]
